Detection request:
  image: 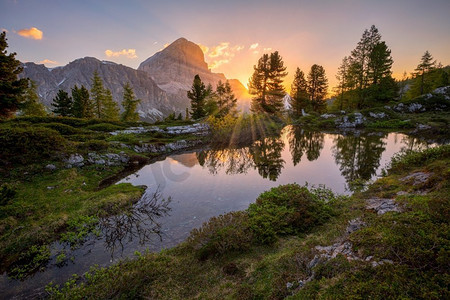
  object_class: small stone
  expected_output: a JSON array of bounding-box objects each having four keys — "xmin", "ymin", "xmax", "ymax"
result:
[
  {"xmin": 286, "ymin": 282, "xmax": 294, "ymax": 289},
  {"xmin": 45, "ymin": 164, "xmax": 56, "ymax": 171},
  {"xmin": 346, "ymin": 218, "xmax": 366, "ymax": 234},
  {"xmin": 47, "ymin": 186, "xmax": 55, "ymax": 190}
]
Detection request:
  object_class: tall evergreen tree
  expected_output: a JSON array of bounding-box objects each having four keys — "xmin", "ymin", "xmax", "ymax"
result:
[
  {"xmin": 349, "ymin": 25, "xmax": 382, "ymax": 108},
  {"xmin": 0, "ymin": 31, "xmax": 29, "ymax": 119},
  {"xmin": 91, "ymin": 70, "xmax": 105, "ymax": 118},
  {"xmin": 307, "ymin": 64, "xmax": 328, "ymax": 113},
  {"xmin": 367, "ymin": 42, "xmax": 393, "ymax": 85},
  {"xmin": 102, "ymin": 89, "xmax": 120, "ymax": 120},
  {"xmin": 72, "ymin": 85, "xmax": 93, "ymax": 118},
  {"xmin": 121, "ymin": 82, "xmax": 140, "ymax": 122},
  {"xmin": 290, "ymin": 67, "xmax": 309, "ymax": 117},
  {"xmin": 21, "ymin": 80, "xmax": 46, "ymax": 116},
  {"xmin": 249, "ymin": 51, "xmax": 287, "ymax": 114},
  {"xmin": 187, "ymin": 74, "xmax": 208, "ymax": 119},
  {"xmin": 335, "ymin": 56, "xmax": 350, "ymax": 110},
  {"xmin": 52, "ymin": 89, "xmax": 73, "ymax": 116},
  {"xmin": 414, "ymin": 50, "xmax": 436, "ymax": 95},
  {"xmin": 216, "ymin": 80, "xmax": 237, "ymax": 116}
]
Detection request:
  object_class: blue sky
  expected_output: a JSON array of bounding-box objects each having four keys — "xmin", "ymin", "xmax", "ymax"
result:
[{"xmin": 1, "ymin": 0, "xmax": 450, "ymax": 88}]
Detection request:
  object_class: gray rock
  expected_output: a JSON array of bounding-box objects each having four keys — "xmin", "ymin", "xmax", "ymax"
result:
[
  {"xmin": 346, "ymin": 218, "xmax": 366, "ymax": 234},
  {"xmin": 46, "ymin": 186, "xmax": 55, "ymax": 190},
  {"xmin": 369, "ymin": 112, "xmax": 386, "ymax": 119},
  {"xmin": 65, "ymin": 154, "xmax": 84, "ymax": 167},
  {"xmin": 366, "ymin": 198, "xmax": 401, "ymax": 215},
  {"xmin": 416, "ymin": 123, "xmax": 432, "ymax": 130},
  {"xmin": 400, "ymin": 172, "xmax": 433, "ymax": 186},
  {"xmin": 320, "ymin": 113, "xmax": 335, "ymax": 119},
  {"xmin": 45, "ymin": 164, "xmax": 57, "ymax": 171}
]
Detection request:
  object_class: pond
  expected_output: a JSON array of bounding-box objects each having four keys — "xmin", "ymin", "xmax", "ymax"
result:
[{"xmin": 0, "ymin": 126, "xmax": 441, "ymax": 299}]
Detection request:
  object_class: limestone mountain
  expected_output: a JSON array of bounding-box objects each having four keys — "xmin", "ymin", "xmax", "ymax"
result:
[{"xmin": 21, "ymin": 38, "xmax": 251, "ymax": 120}]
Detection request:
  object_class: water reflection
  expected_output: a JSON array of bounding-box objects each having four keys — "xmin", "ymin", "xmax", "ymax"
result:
[
  {"xmin": 332, "ymin": 132, "xmax": 387, "ymax": 191},
  {"xmin": 98, "ymin": 189, "xmax": 171, "ymax": 259},
  {"xmin": 288, "ymin": 127, "xmax": 325, "ymax": 165}
]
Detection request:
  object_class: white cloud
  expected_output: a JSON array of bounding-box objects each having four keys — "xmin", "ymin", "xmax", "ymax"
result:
[
  {"xmin": 198, "ymin": 43, "xmax": 209, "ymax": 55},
  {"xmin": 253, "ymin": 50, "xmax": 259, "ymax": 55},
  {"xmin": 263, "ymin": 47, "xmax": 272, "ymax": 51},
  {"xmin": 104, "ymin": 48, "xmax": 137, "ymax": 59},
  {"xmin": 249, "ymin": 43, "xmax": 259, "ymax": 50},
  {"xmin": 209, "ymin": 59, "xmax": 231, "ymax": 69},
  {"xmin": 17, "ymin": 27, "xmax": 43, "ymax": 40},
  {"xmin": 1, "ymin": 28, "xmax": 8, "ymax": 33},
  {"xmin": 202, "ymin": 42, "xmax": 244, "ymax": 69},
  {"xmin": 39, "ymin": 59, "xmax": 57, "ymax": 65}
]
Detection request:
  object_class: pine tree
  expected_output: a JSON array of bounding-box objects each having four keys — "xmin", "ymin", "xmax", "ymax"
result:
[
  {"xmin": 290, "ymin": 67, "xmax": 309, "ymax": 117},
  {"xmin": 335, "ymin": 57, "xmax": 350, "ymax": 111},
  {"xmin": 349, "ymin": 25, "xmax": 382, "ymax": 108},
  {"xmin": 216, "ymin": 80, "xmax": 237, "ymax": 116},
  {"xmin": 367, "ymin": 41, "xmax": 393, "ymax": 85},
  {"xmin": 21, "ymin": 80, "xmax": 47, "ymax": 116},
  {"xmin": 0, "ymin": 31, "xmax": 29, "ymax": 119},
  {"xmin": 185, "ymin": 107, "xmax": 190, "ymax": 120},
  {"xmin": 102, "ymin": 89, "xmax": 119, "ymax": 120},
  {"xmin": 121, "ymin": 82, "xmax": 140, "ymax": 122},
  {"xmin": 72, "ymin": 85, "xmax": 93, "ymax": 118},
  {"xmin": 91, "ymin": 71, "xmax": 105, "ymax": 118},
  {"xmin": 307, "ymin": 64, "xmax": 328, "ymax": 113},
  {"xmin": 414, "ymin": 51, "xmax": 436, "ymax": 95},
  {"xmin": 187, "ymin": 75, "xmax": 208, "ymax": 119},
  {"xmin": 249, "ymin": 51, "xmax": 287, "ymax": 114},
  {"xmin": 52, "ymin": 89, "xmax": 73, "ymax": 116}
]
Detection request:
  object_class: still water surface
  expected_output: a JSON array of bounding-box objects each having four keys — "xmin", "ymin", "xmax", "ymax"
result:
[{"xmin": 1, "ymin": 126, "xmax": 438, "ymax": 298}]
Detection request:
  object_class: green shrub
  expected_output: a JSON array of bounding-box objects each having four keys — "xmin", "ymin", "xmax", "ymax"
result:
[
  {"xmin": 389, "ymin": 144, "xmax": 450, "ymax": 172},
  {"xmin": 367, "ymin": 119, "xmax": 413, "ymax": 129},
  {"xmin": 187, "ymin": 211, "xmax": 252, "ymax": 260},
  {"xmin": 0, "ymin": 127, "xmax": 67, "ymax": 164},
  {"xmin": 248, "ymin": 184, "xmax": 333, "ymax": 244},
  {"xmin": 78, "ymin": 140, "xmax": 109, "ymax": 152},
  {"xmin": 8, "ymin": 245, "xmax": 51, "ymax": 280},
  {"xmin": 86, "ymin": 123, "xmax": 124, "ymax": 132}
]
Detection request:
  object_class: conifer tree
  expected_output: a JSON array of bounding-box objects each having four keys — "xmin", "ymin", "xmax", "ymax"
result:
[
  {"xmin": 307, "ymin": 64, "xmax": 328, "ymax": 113},
  {"xmin": 21, "ymin": 80, "xmax": 47, "ymax": 116},
  {"xmin": 367, "ymin": 42, "xmax": 393, "ymax": 85},
  {"xmin": 216, "ymin": 80, "xmax": 237, "ymax": 116},
  {"xmin": 414, "ymin": 51, "xmax": 436, "ymax": 95},
  {"xmin": 121, "ymin": 82, "xmax": 140, "ymax": 122},
  {"xmin": 0, "ymin": 31, "xmax": 29, "ymax": 119},
  {"xmin": 290, "ymin": 67, "xmax": 309, "ymax": 116},
  {"xmin": 91, "ymin": 71, "xmax": 105, "ymax": 118},
  {"xmin": 335, "ymin": 57, "xmax": 350, "ymax": 111},
  {"xmin": 249, "ymin": 51, "xmax": 287, "ymax": 114},
  {"xmin": 52, "ymin": 89, "xmax": 73, "ymax": 116},
  {"xmin": 187, "ymin": 74, "xmax": 208, "ymax": 119},
  {"xmin": 102, "ymin": 89, "xmax": 120, "ymax": 120},
  {"xmin": 72, "ymin": 85, "xmax": 93, "ymax": 118}
]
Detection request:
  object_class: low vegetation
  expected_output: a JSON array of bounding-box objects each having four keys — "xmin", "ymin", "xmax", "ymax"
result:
[{"xmin": 45, "ymin": 145, "xmax": 449, "ymax": 299}]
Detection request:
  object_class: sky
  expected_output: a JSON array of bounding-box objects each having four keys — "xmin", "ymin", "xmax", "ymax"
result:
[{"xmin": 1, "ymin": 0, "xmax": 450, "ymax": 92}]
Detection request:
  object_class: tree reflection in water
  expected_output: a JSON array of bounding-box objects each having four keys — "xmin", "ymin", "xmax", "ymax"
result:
[
  {"xmin": 287, "ymin": 126, "xmax": 325, "ymax": 165},
  {"xmin": 98, "ymin": 188, "xmax": 171, "ymax": 259},
  {"xmin": 197, "ymin": 135, "xmax": 285, "ymax": 181},
  {"xmin": 332, "ymin": 132, "xmax": 386, "ymax": 191}
]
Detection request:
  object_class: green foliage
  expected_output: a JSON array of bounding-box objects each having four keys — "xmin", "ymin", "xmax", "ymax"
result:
[
  {"xmin": 85, "ymin": 123, "xmax": 123, "ymax": 132},
  {"xmin": 290, "ymin": 67, "xmax": 309, "ymax": 116},
  {"xmin": 20, "ymin": 80, "xmax": 47, "ymax": 116},
  {"xmin": 0, "ymin": 31, "xmax": 29, "ymax": 119},
  {"xmin": 52, "ymin": 89, "xmax": 73, "ymax": 117},
  {"xmin": 249, "ymin": 51, "xmax": 288, "ymax": 114},
  {"xmin": 121, "ymin": 82, "xmax": 140, "ymax": 122},
  {"xmin": 0, "ymin": 184, "xmax": 16, "ymax": 206},
  {"xmin": 367, "ymin": 119, "xmax": 413, "ymax": 129},
  {"xmin": 187, "ymin": 211, "xmax": 252, "ymax": 260},
  {"xmin": 249, "ymin": 184, "xmax": 332, "ymax": 244},
  {"xmin": 307, "ymin": 64, "xmax": 328, "ymax": 113},
  {"xmin": 101, "ymin": 89, "xmax": 120, "ymax": 121},
  {"xmin": 389, "ymin": 144, "xmax": 450, "ymax": 173},
  {"xmin": 91, "ymin": 71, "xmax": 105, "ymax": 119},
  {"xmin": 8, "ymin": 245, "xmax": 51, "ymax": 280},
  {"xmin": 188, "ymin": 74, "xmax": 208, "ymax": 119},
  {"xmin": 215, "ymin": 80, "xmax": 237, "ymax": 117},
  {"xmin": 71, "ymin": 85, "xmax": 93, "ymax": 118},
  {"xmin": 60, "ymin": 215, "xmax": 99, "ymax": 248},
  {"xmin": 78, "ymin": 139, "xmax": 109, "ymax": 152},
  {"xmin": 40, "ymin": 122, "xmax": 81, "ymax": 135},
  {"xmin": 0, "ymin": 126, "xmax": 66, "ymax": 164}
]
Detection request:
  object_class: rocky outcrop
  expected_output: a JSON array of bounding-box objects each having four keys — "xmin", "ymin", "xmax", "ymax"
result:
[{"xmin": 21, "ymin": 58, "xmax": 177, "ymax": 122}]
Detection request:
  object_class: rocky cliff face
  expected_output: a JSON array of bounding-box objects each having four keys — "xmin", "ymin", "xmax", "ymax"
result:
[
  {"xmin": 21, "ymin": 38, "xmax": 251, "ymax": 121},
  {"xmin": 21, "ymin": 58, "xmax": 179, "ymax": 121}
]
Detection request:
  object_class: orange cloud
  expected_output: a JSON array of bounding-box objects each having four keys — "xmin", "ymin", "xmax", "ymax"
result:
[
  {"xmin": 1, "ymin": 28, "xmax": 8, "ymax": 33},
  {"xmin": 104, "ymin": 48, "xmax": 137, "ymax": 59},
  {"xmin": 198, "ymin": 43, "xmax": 209, "ymax": 54},
  {"xmin": 249, "ymin": 43, "xmax": 259, "ymax": 50},
  {"xmin": 202, "ymin": 42, "xmax": 244, "ymax": 69},
  {"xmin": 17, "ymin": 27, "xmax": 43, "ymax": 40},
  {"xmin": 263, "ymin": 47, "xmax": 272, "ymax": 52},
  {"xmin": 209, "ymin": 59, "xmax": 230, "ymax": 69},
  {"xmin": 39, "ymin": 59, "xmax": 57, "ymax": 65}
]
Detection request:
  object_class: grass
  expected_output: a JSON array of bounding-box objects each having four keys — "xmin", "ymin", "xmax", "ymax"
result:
[{"xmin": 46, "ymin": 145, "xmax": 449, "ymax": 299}]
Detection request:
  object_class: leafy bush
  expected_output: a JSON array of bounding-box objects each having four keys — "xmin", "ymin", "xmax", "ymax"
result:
[
  {"xmin": 8, "ymin": 245, "xmax": 51, "ymax": 280},
  {"xmin": 389, "ymin": 144, "xmax": 450, "ymax": 172},
  {"xmin": 248, "ymin": 184, "xmax": 333, "ymax": 244},
  {"xmin": 187, "ymin": 211, "xmax": 252, "ymax": 260},
  {"xmin": 0, "ymin": 127, "xmax": 67, "ymax": 164},
  {"xmin": 86, "ymin": 123, "xmax": 124, "ymax": 132}
]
